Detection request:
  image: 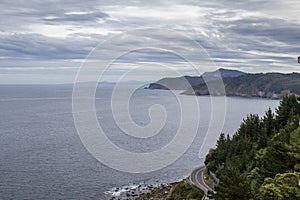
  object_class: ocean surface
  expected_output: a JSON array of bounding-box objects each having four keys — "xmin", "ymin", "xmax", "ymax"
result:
[{"xmin": 0, "ymin": 85, "xmax": 279, "ymax": 199}]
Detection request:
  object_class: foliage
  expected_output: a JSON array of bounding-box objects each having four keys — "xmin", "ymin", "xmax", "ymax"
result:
[
  {"xmin": 257, "ymin": 172, "xmax": 300, "ymax": 200},
  {"xmin": 214, "ymin": 168, "xmax": 251, "ymax": 200},
  {"xmin": 193, "ymin": 73, "xmax": 300, "ymax": 98},
  {"xmin": 205, "ymin": 95, "xmax": 300, "ymax": 199},
  {"xmin": 168, "ymin": 180, "xmax": 204, "ymax": 200}
]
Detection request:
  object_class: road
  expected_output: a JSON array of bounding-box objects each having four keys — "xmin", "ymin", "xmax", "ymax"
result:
[{"xmin": 187, "ymin": 166, "xmax": 213, "ymax": 200}]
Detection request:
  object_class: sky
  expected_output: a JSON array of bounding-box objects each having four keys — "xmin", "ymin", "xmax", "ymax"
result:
[{"xmin": 0, "ymin": 0, "xmax": 300, "ymax": 84}]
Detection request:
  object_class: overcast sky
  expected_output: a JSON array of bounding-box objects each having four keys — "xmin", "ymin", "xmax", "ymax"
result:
[{"xmin": 1, "ymin": 0, "xmax": 300, "ymax": 84}]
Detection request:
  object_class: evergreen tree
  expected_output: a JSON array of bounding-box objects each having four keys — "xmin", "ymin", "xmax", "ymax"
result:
[
  {"xmin": 276, "ymin": 94, "xmax": 300, "ymax": 129},
  {"xmin": 237, "ymin": 114, "xmax": 261, "ymax": 142},
  {"xmin": 204, "ymin": 94, "xmax": 300, "ymax": 199},
  {"xmin": 214, "ymin": 168, "xmax": 252, "ymax": 200},
  {"xmin": 257, "ymin": 129, "xmax": 293, "ymax": 178},
  {"xmin": 260, "ymin": 108, "xmax": 276, "ymax": 148},
  {"xmin": 286, "ymin": 127, "xmax": 300, "ymax": 171},
  {"xmin": 205, "ymin": 133, "xmax": 230, "ymax": 174}
]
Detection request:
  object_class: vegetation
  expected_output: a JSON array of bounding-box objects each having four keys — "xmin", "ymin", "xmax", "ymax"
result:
[
  {"xmin": 168, "ymin": 180, "xmax": 204, "ymax": 200},
  {"xmin": 192, "ymin": 73, "xmax": 300, "ymax": 98},
  {"xmin": 148, "ymin": 68, "xmax": 300, "ymax": 99},
  {"xmin": 205, "ymin": 94, "xmax": 300, "ymax": 199},
  {"xmin": 148, "ymin": 68, "xmax": 245, "ymax": 90}
]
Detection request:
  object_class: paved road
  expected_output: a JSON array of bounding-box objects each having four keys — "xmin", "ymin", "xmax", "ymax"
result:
[{"xmin": 188, "ymin": 166, "xmax": 213, "ymax": 200}]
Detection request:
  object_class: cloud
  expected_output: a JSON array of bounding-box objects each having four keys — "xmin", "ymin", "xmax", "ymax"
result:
[
  {"xmin": 0, "ymin": 0, "xmax": 300, "ymax": 83},
  {"xmin": 0, "ymin": 33, "xmax": 97, "ymax": 59},
  {"xmin": 42, "ymin": 11, "xmax": 109, "ymax": 23}
]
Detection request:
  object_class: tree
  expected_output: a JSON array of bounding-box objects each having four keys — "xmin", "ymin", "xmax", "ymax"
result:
[
  {"xmin": 257, "ymin": 172, "xmax": 300, "ymax": 200},
  {"xmin": 276, "ymin": 94, "xmax": 300, "ymax": 129},
  {"xmin": 214, "ymin": 168, "xmax": 252, "ymax": 200},
  {"xmin": 204, "ymin": 133, "xmax": 230, "ymax": 174},
  {"xmin": 257, "ymin": 129, "xmax": 293, "ymax": 178},
  {"xmin": 260, "ymin": 108, "xmax": 276, "ymax": 148},
  {"xmin": 205, "ymin": 95, "xmax": 300, "ymax": 199},
  {"xmin": 286, "ymin": 127, "xmax": 300, "ymax": 171},
  {"xmin": 237, "ymin": 114, "xmax": 261, "ymax": 142}
]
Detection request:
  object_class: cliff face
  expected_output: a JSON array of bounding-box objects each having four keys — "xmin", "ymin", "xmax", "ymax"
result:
[
  {"xmin": 147, "ymin": 69, "xmax": 245, "ymax": 90},
  {"xmin": 147, "ymin": 76, "xmax": 204, "ymax": 90},
  {"xmin": 188, "ymin": 73, "xmax": 300, "ymax": 99},
  {"xmin": 147, "ymin": 83, "xmax": 170, "ymax": 90},
  {"xmin": 147, "ymin": 69, "xmax": 300, "ymax": 99}
]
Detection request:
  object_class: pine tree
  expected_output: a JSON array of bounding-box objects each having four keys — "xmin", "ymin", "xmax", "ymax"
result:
[
  {"xmin": 286, "ymin": 127, "xmax": 300, "ymax": 171},
  {"xmin": 259, "ymin": 108, "xmax": 276, "ymax": 148},
  {"xmin": 215, "ymin": 168, "xmax": 252, "ymax": 200},
  {"xmin": 276, "ymin": 94, "xmax": 300, "ymax": 129},
  {"xmin": 205, "ymin": 95, "xmax": 300, "ymax": 199},
  {"xmin": 257, "ymin": 127, "xmax": 296, "ymax": 179}
]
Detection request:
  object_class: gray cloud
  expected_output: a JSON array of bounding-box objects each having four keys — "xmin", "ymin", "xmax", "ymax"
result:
[
  {"xmin": 0, "ymin": 0, "xmax": 300, "ymax": 83},
  {"xmin": 42, "ymin": 11, "xmax": 108, "ymax": 22},
  {"xmin": 0, "ymin": 33, "xmax": 97, "ymax": 59}
]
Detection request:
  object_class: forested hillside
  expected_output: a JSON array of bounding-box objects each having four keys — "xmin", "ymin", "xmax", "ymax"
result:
[
  {"xmin": 147, "ymin": 68, "xmax": 245, "ymax": 90},
  {"xmin": 205, "ymin": 94, "xmax": 300, "ymax": 199},
  {"xmin": 190, "ymin": 73, "xmax": 300, "ymax": 99},
  {"xmin": 147, "ymin": 69, "xmax": 300, "ymax": 99}
]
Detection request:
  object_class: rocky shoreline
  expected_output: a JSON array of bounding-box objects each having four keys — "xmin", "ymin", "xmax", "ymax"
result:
[
  {"xmin": 134, "ymin": 182, "xmax": 177, "ymax": 200},
  {"xmin": 107, "ymin": 182, "xmax": 179, "ymax": 200}
]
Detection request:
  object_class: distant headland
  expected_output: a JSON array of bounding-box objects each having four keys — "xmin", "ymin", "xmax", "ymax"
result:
[{"xmin": 146, "ymin": 68, "xmax": 300, "ymax": 99}]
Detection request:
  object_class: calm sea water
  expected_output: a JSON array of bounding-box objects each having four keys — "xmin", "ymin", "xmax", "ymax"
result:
[{"xmin": 0, "ymin": 85, "xmax": 279, "ymax": 199}]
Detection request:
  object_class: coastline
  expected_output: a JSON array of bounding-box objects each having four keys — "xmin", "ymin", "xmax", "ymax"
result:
[
  {"xmin": 106, "ymin": 166, "xmax": 209, "ymax": 200},
  {"xmin": 106, "ymin": 181, "xmax": 179, "ymax": 200},
  {"xmin": 134, "ymin": 182, "xmax": 178, "ymax": 200}
]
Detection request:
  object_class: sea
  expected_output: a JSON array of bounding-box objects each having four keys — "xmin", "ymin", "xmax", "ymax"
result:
[{"xmin": 0, "ymin": 84, "xmax": 279, "ymax": 199}]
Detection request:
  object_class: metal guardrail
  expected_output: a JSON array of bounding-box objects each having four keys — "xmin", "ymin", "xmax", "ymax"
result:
[{"xmin": 209, "ymin": 171, "xmax": 219, "ymax": 184}]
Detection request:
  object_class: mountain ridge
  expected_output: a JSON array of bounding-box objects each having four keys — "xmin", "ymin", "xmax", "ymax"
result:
[
  {"xmin": 147, "ymin": 69, "xmax": 300, "ymax": 99},
  {"xmin": 147, "ymin": 68, "xmax": 244, "ymax": 90}
]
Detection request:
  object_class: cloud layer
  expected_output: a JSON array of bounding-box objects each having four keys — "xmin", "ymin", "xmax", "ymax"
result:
[{"xmin": 0, "ymin": 0, "xmax": 300, "ymax": 83}]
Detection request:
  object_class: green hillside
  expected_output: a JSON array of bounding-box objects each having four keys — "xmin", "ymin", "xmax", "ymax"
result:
[
  {"xmin": 190, "ymin": 73, "xmax": 300, "ymax": 99},
  {"xmin": 205, "ymin": 94, "xmax": 300, "ymax": 199}
]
